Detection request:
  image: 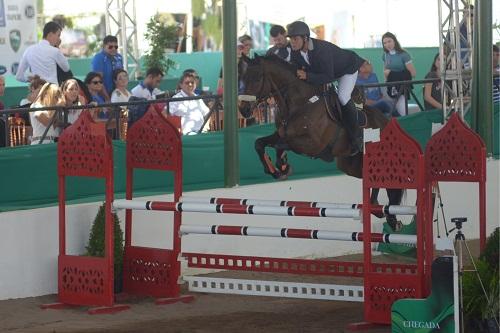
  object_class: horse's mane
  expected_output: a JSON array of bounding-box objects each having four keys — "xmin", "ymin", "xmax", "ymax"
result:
[{"xmin": 260, "ymin": 53, "xmax": 298, "ymax": 74}]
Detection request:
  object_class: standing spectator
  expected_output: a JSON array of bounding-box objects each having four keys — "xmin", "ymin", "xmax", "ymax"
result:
[
  {"xmin": 287, "ymin": 21, "xmax": 365, "ymax": 153},
  {"xmin": 91, "ymin": 35, "xmax": 124, "ymax": 99},
  {"xmin": 131, "ymin": 67, "xmax": 164, "ymax": 100},
  {"xmin": 382, "ymin": 32, "xmax": 416, "ymax": 117},
  {"xmin": 356, "ymin": 61, "xmax": 392, "ymax": 116},
  {"xmin": 30, "ymin": 83, "xmax": 63, "ymax": 144},
  {"xmin": 169, "ymin": 71, "xmax": 210, "ymax": 135},
  {"xmin": 493, "ymin": 44, "xmax": 499, "ymax": 104},
  {"xmin": 266, "ymin": 25, "xmax": 291, "ymax": 62},
  {"xmin": 238, "ymin": 34, "xmax": 253, "ymax": 57},
  {"xmin": 423, "ymin": 54, "xmax": 443, "ymax": 111},
  {"xmin": 61, "ymin": 79, "xmax": 83, "ymax": 125},
  {"xmin": 110, "ymin": 69, "xmax": 132, "ymax": 103},
  {"xmin": 16, "ymin": 21, "xmax": 70, "ymax": 84}
]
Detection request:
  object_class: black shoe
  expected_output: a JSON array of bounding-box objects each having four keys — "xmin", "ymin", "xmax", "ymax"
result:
[{"xmin": 342, "ymin": 100, "xmax": 363, "ymax": 153}]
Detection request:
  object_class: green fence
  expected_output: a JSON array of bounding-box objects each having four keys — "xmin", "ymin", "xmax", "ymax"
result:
[{"xmin": 0, "ymin": 110, "xmax": 446, "ymax": 212}]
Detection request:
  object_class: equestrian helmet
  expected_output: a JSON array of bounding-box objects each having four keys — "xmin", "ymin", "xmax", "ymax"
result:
[{"xmin": 287, "ymin": 21, "xmax": 310, "ymax": 37}]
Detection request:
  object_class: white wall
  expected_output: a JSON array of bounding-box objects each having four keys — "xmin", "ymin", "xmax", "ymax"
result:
[{"xmin": 0, "ymin": 160, "xmax": 498, "ymax": 300}]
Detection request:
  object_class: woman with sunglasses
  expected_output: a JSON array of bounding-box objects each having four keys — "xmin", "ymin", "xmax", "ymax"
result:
[{"xmin": 84, "ymin": 72, "xmax": 110, "ymax": 119}]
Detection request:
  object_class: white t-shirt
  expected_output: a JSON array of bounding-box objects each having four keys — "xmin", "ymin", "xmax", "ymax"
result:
[
  {"xmin": 111, "ymin": 89, "xmax": 132, "ymax": 103},
  {"xmin": 30, "ymin": 102, "xmax": 60, "ymax": 144},
  {"xmin": 130, "ymin": 83, "xmax": 163, "ymax": 100},
  {"xmin": 169, "ymin": 90, "xmax": 210, "ymax": 135}
]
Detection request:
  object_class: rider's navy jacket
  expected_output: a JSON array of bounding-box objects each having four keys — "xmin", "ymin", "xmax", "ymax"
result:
[{"xmin": 290, "ymin": 38, "xmax": 365, "ymax": 84}]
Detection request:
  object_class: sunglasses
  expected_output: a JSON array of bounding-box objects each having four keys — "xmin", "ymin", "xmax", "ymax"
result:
[
  {"xmin": 183, "ymin": 81, "xmax": 195, "ymax": 85},
  {"xmin": 107, "ymin": 45, "xmax": 119, "ymax": 49},
  {"xmin": 91, "ymin": 80, "xmax": 103, "ymax": 85}
]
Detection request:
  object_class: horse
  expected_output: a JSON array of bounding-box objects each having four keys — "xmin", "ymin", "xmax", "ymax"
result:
[{"xmin": 238, "ymin": 54, "xmax": 403, "ymax": 230}]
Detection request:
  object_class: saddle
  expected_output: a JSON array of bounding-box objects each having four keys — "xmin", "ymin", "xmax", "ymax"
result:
[{"xmin": 322, "ymin": 86, "xmax": 367, "ymax": 128}]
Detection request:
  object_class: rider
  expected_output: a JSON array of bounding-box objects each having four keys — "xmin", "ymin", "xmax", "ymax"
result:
[{"xmin": 287, "ymin": 21, "xmax": 366, "ymax": 154}]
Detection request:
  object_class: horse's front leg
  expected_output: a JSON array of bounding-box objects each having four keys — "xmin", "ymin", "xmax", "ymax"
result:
[{"xmin": 255, "ymin": 132, "xmax": 290, "ymax": 180}]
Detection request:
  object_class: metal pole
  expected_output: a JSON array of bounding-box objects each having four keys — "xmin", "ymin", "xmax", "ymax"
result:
[
  {"xmin": 222, "ymin": 0, "xmax": 239, "ymax": 187},
  {"xmin": 473, "ymin": 0, "xmax": 493, "ymax": 153}
]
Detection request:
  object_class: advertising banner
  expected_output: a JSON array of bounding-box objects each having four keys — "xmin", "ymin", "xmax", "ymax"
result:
[{"xmin": 0, "ymin": 0, "xmax": 36, "ymax": 75}]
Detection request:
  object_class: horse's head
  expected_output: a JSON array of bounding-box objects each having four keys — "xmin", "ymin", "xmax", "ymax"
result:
[{"xmin": 238, "ymin": 54, "xmax": 266, "ymax": 118}]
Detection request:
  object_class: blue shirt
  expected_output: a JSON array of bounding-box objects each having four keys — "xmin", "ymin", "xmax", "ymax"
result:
[
  {"xmin": 383, "ymin": 51, "xmax": 412, "ymax": 72},
  {"xmin": 91, "ymin": 50, "xmax": 124, "ymax": 95},
  {"xmin": 356, "ymin": 72, "xmax": 383, "ymax": 101}
]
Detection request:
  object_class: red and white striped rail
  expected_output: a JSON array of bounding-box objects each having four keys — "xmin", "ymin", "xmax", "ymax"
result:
[
  {"xmin": 181, "ymin": 196, "xmax": 417, "ymax": 216},
  {"xmin": 180, "ymin": 225, "xmax": 417, "ymax": 245},
  {"xmin": 113, "ymin": 199, "xmax": 361, "ymax": 219}
]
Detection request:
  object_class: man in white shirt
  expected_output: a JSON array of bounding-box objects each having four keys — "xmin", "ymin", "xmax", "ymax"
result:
[
  {"xmin": 16, "ymin": 21, "xmax": 70, "ymax": 84},
  {"xmin": 131, "ymin": 67, "xmax": 164, "ymax": 100},
  {"xmin": 169, "ymin": 71, "xmax": 210, "ymax": 135}
]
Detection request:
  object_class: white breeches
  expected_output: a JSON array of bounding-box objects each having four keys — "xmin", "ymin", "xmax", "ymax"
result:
[{"xmin": 337, "ymin": 71, "xmax": 358, "ymax": 106}]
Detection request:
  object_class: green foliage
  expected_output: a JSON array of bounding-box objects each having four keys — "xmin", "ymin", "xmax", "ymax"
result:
[
  {"xmin": 479, "ymin": 227, "xmax": 499, "ymax": 270},
  {"xmin": 86, "ymin": 203, "xmax": 124, "ymax": 281},
  {"xmin": 143, "ymin": 13, "xmax": 177, "ymax": 75},
  {"xmin": 462, "ymin": 229, "xmax": 500, "ymax": 321},
  {"xmin": 191, "ymin": 0, "xmax": 222, "ymax": 49}
]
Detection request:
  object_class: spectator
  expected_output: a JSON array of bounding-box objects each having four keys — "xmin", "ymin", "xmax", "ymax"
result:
[
  {"xmin": 91, "ymin": 35, "xmax": 124, "ymax": 99},
  {"xmin": 0, "ymin": 75, "xmax": 5, "ymax": 147},
  {"xmin": 217, "ymin": 39, "xmax": 245, "ymax": 95},
  {"xmin": 423, "ymin": 54, "xmax": 443, "ymax": 111},
  {"xmin": 30, "ymin": 83, "xmax": 63, "ymax": 144},
  {"xmin": 19, "ymin": 75, "xmax": 47, "ymax": 106},
  {"xmin": 84, "ymin": 72, "xmax": 109, "ymax": 120},
  {"xmin": 61, "ymin": 79, "xmax": 83, "ymax": 125},
  {"xmin": 181, "ymin": 68, "xmax": 202, "ymax": 95},
  {"xmin": 16, "ymin": 21, "xmax": 70, "ymax": 84},
  {"xmin": 238, "ymin": 34, "xmax": 253, "ymax": 57},
  {"xmin": 356, "ymin": 61, "xmax": 392, "ymax": 116},
  {"xmin": 266, "ymin": 25, "xmax": 291, "ymax": 62},
  {"xmin": 169, "ymin": 71, "xmax": 210, "ymax": 135},
  {"xmin": 131, "ymin": 67, "xmax": 164, "ymax": 100},
  {"xmin": 493, "ymin": 44, "xmax": 499, "ymax": 104},
  {"xmin": 110, "ymin": 69, "xmax": 132, "ymax": 103},
  {"xmin": 287, "ymin": 20, "xmax": 365, "ymax": 153},
  {"xmin": 382, "ymin": 32, "xmax": 416, "ymax": 117}
]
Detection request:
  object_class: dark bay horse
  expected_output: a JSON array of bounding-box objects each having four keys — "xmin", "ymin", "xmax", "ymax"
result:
[{"xmin": 238, "ymin": 54, "xmax": 403, "ymax": 230}]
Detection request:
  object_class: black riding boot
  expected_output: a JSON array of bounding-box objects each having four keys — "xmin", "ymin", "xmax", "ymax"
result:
[{"xmin": 341, "ymin": 100, "xmax": 363, "ymax": 155}]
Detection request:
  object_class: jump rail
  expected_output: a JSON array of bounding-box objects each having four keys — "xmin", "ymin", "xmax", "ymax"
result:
[
  {"xmin": 180, "ymin": 225, "xmax": 417, "ymax": 245},
  {"xmin": 181, "ymin": 196, "xmax": 417, "ymax": 216},
  {"xmin": 113, "ymin": 199, "xmax": 361, "ymax": 219}
]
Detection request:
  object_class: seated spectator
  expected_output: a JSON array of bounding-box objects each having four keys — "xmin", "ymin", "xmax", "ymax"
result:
[
  {"xmin": 61, "ymin": 79, "xmax": 83, "ymax": 125},
  {"xmin": 181, "ymin": 68, "xmax": 202, "ymax": 95},
  {"xmin": 423, "ymin": 54, "xmax": 443, "ymax": 111},
  {"xmin": 382, "ymin": 32, "xmax": 416, "ymax": 116},
  {"xmin": 111, "ymin": 69, "xmax": 132, "ymax": 103},
  {"xmin": 131, "ymin": 67, "xmax": 164, "ymax": 100},
  {"xmin": 84, "ymin": 72, "xmax": 110, "ymax": 120},
  {"xmin": 30, "ymin": 83, "xmax": 63, "ymax": 144},
  {"xmin": 493, "ymin": 44, "xmax": 499, "ymax": 104},
  {"xmin": 169, "ymin": 71, "xmax": 210, "ymax": 135},
  {"xmin": 356, "ymin": 61, "xmax": 392, "ymax": 116},
  {"xmin": 266, "ymin": 25, "xmax": 291, "ymax": 61},
  {"xmin": 0, "ymin": 75, "xmax": 5, "ymax": 147}
]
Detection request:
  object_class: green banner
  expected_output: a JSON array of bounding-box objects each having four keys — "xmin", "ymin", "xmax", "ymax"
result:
[{"xmin": 392, "ymin": 256, "xmax": 456, "ymax": 332}]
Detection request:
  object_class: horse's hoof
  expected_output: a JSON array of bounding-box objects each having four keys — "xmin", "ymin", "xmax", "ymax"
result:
[{"xmin": 387, "ymin": 218, "xmax": 403, "ymax": 232}]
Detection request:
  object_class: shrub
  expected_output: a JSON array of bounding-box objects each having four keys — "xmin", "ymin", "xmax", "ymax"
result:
[{"xmin": 86, "ymin": 203, "xmax": 124, "ymax": 281}]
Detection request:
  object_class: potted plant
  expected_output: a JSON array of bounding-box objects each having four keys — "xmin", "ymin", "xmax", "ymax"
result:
[
  {"xmin": 143, "ymin": 13, "xmax": 177, "ymax": 76},
  {"xmin": 86, "ymin": 202, "xmax": 124, "ymax": 293},
  {"xmin": 463, "ymin": 228, "xmax": 499, "ymax": 333}
]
